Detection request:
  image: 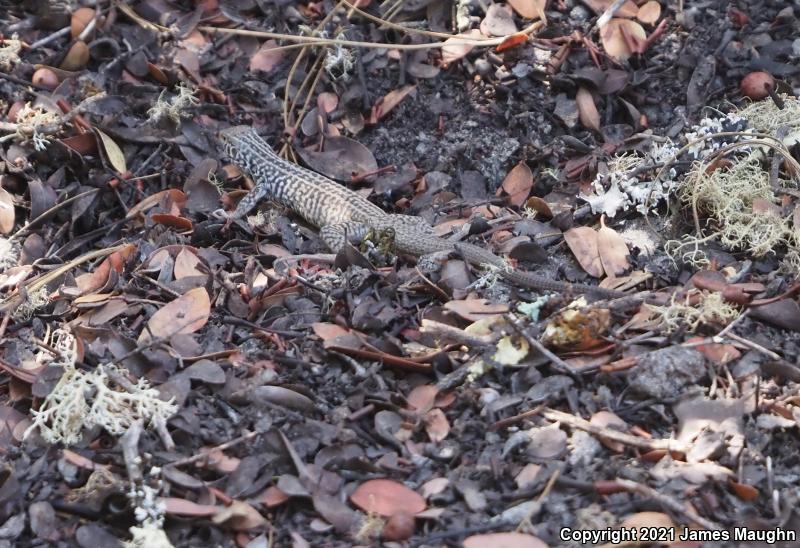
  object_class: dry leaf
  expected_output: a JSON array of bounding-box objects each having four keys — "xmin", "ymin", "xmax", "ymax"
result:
[
  {"xmin": 563, "ymin": 226, "xmax": 603, "ymax": 277},
  {"xmin": 174, "ymin": 248, "xmax": 205, "ymax": 279},
  {"xmin": 139, "ymin": 287, "xmax": 210, "ymax": 343},
  {"xmin": 163, "ymin": 497, "xmax": 220, "ymax": 516},
  {"xmin": 249, "ymin": 39, "xmax": 283, "ymax": 73},
  {"xmin": 421, "ymin": 478, "xmax": 449, "ymax": 499},
  {"xmin": 523, "ymin": 196, "xmax": 553, "ymax": 219},
  {"xmin": 424, "ymin": 408, "xmax": 450, "ymax": 442},
  {"xmin": 367, "ymin": 85, "xmax": 416, "ymax": 124},
  {"xmin": 600, "ymin": 18, "xmax": 647, "ymax": 61},
  {"xmin": 311, "ymin": 322, "xmax": 350, "ymax": 341},
  {"xmin": 350, "ymin": 479, "xmax": 426, "ymax": 517},
  {"xmin": 257, "ymin": 486, "xmax": 290, "ymax": 508},
  {"xmin": 589, "ymin": 410, "xmax": 628, "ymax": 452},
  {"xmin": 499, "ymin": 161, "xmax": 533, "ymax": 207},
  {"xmin": 576, "ymin": 87, "xmax": 600, "ymax": 132},
  {"xmin": 212, "ymin": 501, "xmax": 268, "ymax": 531},
  {"xmin": 0, "ymin": 186, "xmax": 15, "ymax": 234},
  {"xmin": 407, "ymin": 385, "xmax": 439, "ymax": 413},
  {"xmin": 95, "ymin": 128, "xmax": 127, "ymax": 174},
  {"xmin": 441, "ymin": 29, "xmax": 483, "ymax": 65},
  {"xmin": 507, "ymin": 0, "xmax": 546, "ymax": 19},
  {"xmin": 60, "ymin": 41, "xmax": 89, "ymax": 71},
  {"xmin": 582, "ymin": 0, "xmax": 638, "ymax": 17},
  {"xmin": 480, "ymin": 4, "xmax": 517, "ymax": 37},
  {"xmin": 621, "ymin": 511, "xmax": 674, "ymax": 529},
  {"xmin": 71, "ymin": 7, "xmax": 95, "ymax": 38},
  {"xmin": 729, "ymin": 480, "xmax": 759, "ymax": 502},
  {"xmin": 317, "ymin": 92, "xmax": 339, "ymax": 113},
  {"xmin": 74, "ymin": 244, "xmax": 136, "ymax": 294},
  {"xmin": 444, "ymin": 298, "xmax": 509, "ymax": 322},
  {"xmin": 463, "ymin": 532, "xmax": 548, "ymax": 548},
  {"xmin": 597, "ymin": 217, "xmax": 630, "ymax": 277},
  {"xmin": 295, "ymin": 136, "xmax": 378, "ymax": 182},
  {"xmin": 151, "ymin": 213, "xmax": 192, "ymax": 231},
  {"xmin": 637, "ymin": 0, "xmax": 662, "ymax": 24}
]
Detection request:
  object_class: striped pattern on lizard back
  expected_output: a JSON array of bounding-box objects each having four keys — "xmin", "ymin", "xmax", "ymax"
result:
[
  {"xmin": 219, "ymin": 126, "xmax": 627, "ymax": 299},
  {"xmin": 221, "ymin": 126, "xmax": 385, "ymax": 228}
]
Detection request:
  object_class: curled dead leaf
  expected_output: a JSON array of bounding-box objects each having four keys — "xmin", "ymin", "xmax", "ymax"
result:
[{"xmin": 94, "ymin": 128, "xmax": 127, "ymax": 174}]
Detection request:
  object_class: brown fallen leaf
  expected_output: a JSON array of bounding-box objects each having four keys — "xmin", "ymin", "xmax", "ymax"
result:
[
  {"xmin": 295, "ymin": 136, "xmax": 378, "ymax": 182},
  {"xmin": 441, "ymin": 29, "xmax": 484, "ymax": 65},
  {"xmin": 212, "ymin": 500, "xmax": 268, "ymax": 531},
  {"xmin": 590, "ymin": 410, "xmax": 629, "ymax": 452},
  {"xmin": 480, "ymin": 4, "xmax": 517, "ymax": 37},
  {"xmin": 498, "ymin": 161, "xmax": 533, "ymax": 207},
  {"xmin": 729, "ymin": 479, "xmax": 759, "ymax": 502},
  {"xmin": 0, "ymin": 186, "xmax": 15, "ymax": 234},
  {"xmin": 138, "ymin": 287, "xmax": 210, "ymax": 343},
  {"xmin": 95, "ymin": 128, "xmax": 126, "ymax": 174},
  {"xmin": 563, "ymin": 226, "xmax": 603, "ymax": 278},
  {"xmin": 60, "ymin": 41, "xmax": 89, "ymax": 71},
  {"xmin": 249, "ymin": 39, "xmax": 283, "ymax": 73},
  {"xmin": 407, "ymin": 384, "xmax": 439, "ymax": 413},
  {"xmin": 582, "ymin": 0, "xmax": 638, "ymax": 17},
  {"xmin": 163, "ymin": 497, "xmax": 221, "ymax": 517},
  {"xmin": 424, "ymin": 408, "xmax": 450, "ymax": 442},
  {"xmin": 637, "ymin": 0, "xmax": 662, "ymax": 24},
  {"xmin": 174, "ymin": 248, "xmax": 205, "ymax": 279},
  {"xmin": 576, "ymin": 87, "xmax": 600, "ymax": 132},
  {"xmin": 444, "ymin": 298, "xmax": 509, "ymax": 322},
  {"xmin": 600, "ymin": 18, "xmax": 647, "ymax": 61},
  {"xmin": 350, "ymin": 479, "xmax": 426, "ymax": 517},
  {"xmin": 506, "ymin": 0, "xmax": 546, "ymax": 19},
  {"xmin": 74, "ymin": 244, "xmax": 136, "ymax": 294},
  {"xmin": 463, "ymin": 532, "xmax": 548, "ymax": 548},
  {"xmin": 597, "ymin": 216, "xmax": 630, "ymax": 277},
  {"xmin": 367, "ymin": 85, "xmax": 416, "ymax": 124}
]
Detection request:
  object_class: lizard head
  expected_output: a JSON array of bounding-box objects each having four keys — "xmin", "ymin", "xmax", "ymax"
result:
[{"xmin": 218, "ymin": 126, "xmax": 280, "ymax": 166}]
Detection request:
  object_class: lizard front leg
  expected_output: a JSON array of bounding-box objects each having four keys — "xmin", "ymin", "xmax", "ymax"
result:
[{"xmin": 319, "ymin": 221, "xmax": 370, "ymax": 253}]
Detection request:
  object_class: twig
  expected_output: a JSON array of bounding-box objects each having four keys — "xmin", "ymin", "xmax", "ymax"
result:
[
  {"xmin": 166, "ymin": 430, "xmax": 260, "ymax": 468},
  {"xmin": 613, "ymin": 478, "xmax": 723, "ymax": 530},
  {"xmin": 420, "ymin": 318, "xmax": 499, "ymax": 347},
  {"xmin": 199, "ymin": 20, "xmax": 543, "ymax": 51},
  {"xmin": 27, "ymin": 27, "xmax": 71, "ymax": 50},
  {"xmin": 120, "ymin": 420, "xmax": 144, "ymax": 483},
  {"xmin": 505, "ymin": 313, "xmax": 577, "ymax": 376},
  {"xmin": 596, "ymin": 0, "xmax": 629, "ymax": 28},
  {"xmin": 541, "ymin": 407, "xmax": 687, "ymax": 452}
]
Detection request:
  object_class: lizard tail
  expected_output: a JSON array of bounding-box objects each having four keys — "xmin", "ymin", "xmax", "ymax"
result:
[{"xmin": 453, "ymin": 242, "xmax": 626, "ymax": 299}]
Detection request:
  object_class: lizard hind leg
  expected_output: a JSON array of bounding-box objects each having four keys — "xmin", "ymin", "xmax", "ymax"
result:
[{"xmin": 320, "ymin": 222, "xmax": 370, "ymax": 253}]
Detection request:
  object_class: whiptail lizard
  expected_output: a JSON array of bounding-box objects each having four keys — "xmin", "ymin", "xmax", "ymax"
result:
[{"xmin": 220, "ymin": 126, "xmax": 626, "ymax": 299}]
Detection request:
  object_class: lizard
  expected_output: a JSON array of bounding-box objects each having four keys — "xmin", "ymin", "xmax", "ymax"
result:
[{"xmin": 219, "ymin": 126, "xmax": 628, "ymax": 299}]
